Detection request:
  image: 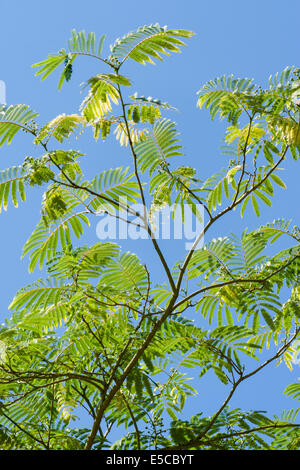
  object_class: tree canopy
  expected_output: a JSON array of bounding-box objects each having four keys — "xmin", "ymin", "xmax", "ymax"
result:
[{"xmin": 0, "ymin": 24, "xmax": 300, "ymax": 450}]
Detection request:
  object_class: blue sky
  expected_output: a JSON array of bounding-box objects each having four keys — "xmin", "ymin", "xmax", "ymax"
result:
[{"xmin": 1, "ymin": 0, "xmax": 300, "ymax": 434}]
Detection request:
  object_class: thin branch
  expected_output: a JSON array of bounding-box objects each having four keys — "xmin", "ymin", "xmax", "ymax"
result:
[
  {"xmin": 117, "ymin": 80, "xmax": 177, "ymax": 293},
  {"xmin": 120, "ymin": 393, "xmax": 141, "ymax": 450},
  {"xmin": 166, "ymin": 328, "xmax": 300, "ymax": 450},
  {"xmin": 1, "ymin": 410, "xmax": 48, "ymax": 449},
  {"xmin": 173, "ymin": 251, "xmax": 300, "ymax": 310},
  {"xmin": 167, "ymin": 422, "xmax": 300, "ymax": 450}
]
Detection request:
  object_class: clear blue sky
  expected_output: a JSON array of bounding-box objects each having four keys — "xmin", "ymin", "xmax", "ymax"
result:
[{"xmin": 1, "ymin": 0, "xmax": 300, "ymax": 431}]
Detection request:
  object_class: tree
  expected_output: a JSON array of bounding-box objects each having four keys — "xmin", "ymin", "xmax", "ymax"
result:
[{"xmin": 0, "ymin": 23, "xmax": 300, "ymax": 450}]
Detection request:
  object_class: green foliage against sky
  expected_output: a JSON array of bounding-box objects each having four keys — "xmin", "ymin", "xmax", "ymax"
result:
[{"xmin": 0, "ymin": 24, "xmax": 300, "ymax": 450}]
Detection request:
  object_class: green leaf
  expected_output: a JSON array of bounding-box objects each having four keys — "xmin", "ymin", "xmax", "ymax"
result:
[
  {"xmin": 241, "ymin": 195, "xmax": 250, "ymax": 218},
  {"xmin": 97, "ymin": 34, "xmax": 106, "ymax": 56},
  {"xmin": 255, "ymin": 190, "xmax": 272, "ymax": 207},
  {"xmin": 107, "ymin": 74, "xmax": 131, "ymax": 87},
  {"xmin": 135, "ymin": 119, "xmax": 183, "ymax": 174},
  {"xmin": 251, "ymin": 195, "xmax": 260, "ymax": 216},
  {"xmin": 270, "ymin": 173, "xmax": 286, "ymax": 189},
  {"xmin": 110, "ymin": 24, "xmax": 194, "ymax": 66},
  {"xmin": 0, "ymin": 104, "xmax": 38, "ymax": 146},
  {"xmin": 261, "ymin": 309, "xmax": 276, "ymax": 331},
  {"xmin": 33, "ymin": 54, "xmax": 66, "ymax": 81},
  {"xmin": 0, "ymin": 166, "xmax": 27, "ymax": 212},
  {"xmin": 263, "ymin": 145, "xmax": 274, "ymax": 164}
]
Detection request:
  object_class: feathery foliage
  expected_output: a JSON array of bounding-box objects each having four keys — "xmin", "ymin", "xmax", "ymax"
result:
[{"xmin": 0, "ymin": 23, "xmax": 300, "ymax": 451}]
